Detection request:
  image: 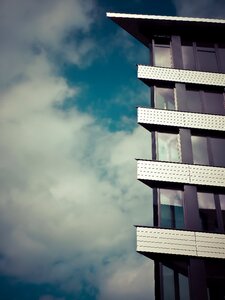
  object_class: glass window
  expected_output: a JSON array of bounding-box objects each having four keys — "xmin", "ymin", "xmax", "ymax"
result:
[
  {"xmin": 185, "ymin": 87, "xmax": 225, "ymax": 115},
  {"xmin": 182, "ymin": 45, "xmax": 195, "ymax": 70},
  {"xmin": 191, "ymin": 136, "xmax": 209, "ymax": 165},
  {"xmin": 186, "ymin": 89, "xmax": 203, "ymax": 113},
  {"xmin": 157, "ymin": 132, "xmax": 181, "ymax": 162},
  {"xmin": 162, "ymin": 266, "xmax": 175, "ymax": 300},
  {"xmin": 197, "ymin": 49, "xmax": 218, "ymax": 72},
  {"xmin": 155, "ymin": 87, "xmax": 175, "ymax": 110},
  {"xmin": 159, "ymin": 189, "xmax": 184, "ymax": 229},
  {"xmin": 179, "ymin": 273, "xmax": 190, "ymax": 300},
  {"xmin": 210, "ymin": 137, "xmax": 225, "ymax": 167},
  {"xmin": 203, "ymin": 91, "xmax": 225, "ymax": 115},
  {"xmin": 198, "ymin": 192, "xmax": 218, "ymax": 232},
  {"xmin": 154, "ymin": 46, "xmax": 172, "ymax": 67},
  {"xmin": 218, "ymin": 47, "xmax": 225, "ymax": 73},
  {"xmin": 219, "ymin": 194, "xmax": 225, "ymax": 231}
]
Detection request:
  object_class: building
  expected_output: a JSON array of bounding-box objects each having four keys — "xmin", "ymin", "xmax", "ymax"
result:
[{"xmin": 107, "ymin": 13, "xmax": 225, "ymax": 300}]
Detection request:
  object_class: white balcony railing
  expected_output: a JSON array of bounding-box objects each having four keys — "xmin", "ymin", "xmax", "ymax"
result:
[
  {"xmin": 138, "ymin": 107, "xmax": 225, "ymax": 132},
  {"xmin": 137, "ymin": 160, "xmax": 225, "ymax": 188},
  {"xmin": 137, "ymin": 226, "xmax": 225, "ymax": 259},
  {"xmin": 138, "ymin": 65, "xmax": 225, "ymax": 87}
]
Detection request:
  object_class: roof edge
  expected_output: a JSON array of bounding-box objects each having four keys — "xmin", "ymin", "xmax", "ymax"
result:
[{"xmin": 106, "ymin": 12, "xmax": 225, "ymax": 24}]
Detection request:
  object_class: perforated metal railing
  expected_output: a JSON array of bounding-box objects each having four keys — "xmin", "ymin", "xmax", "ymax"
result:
[
  {"xmin": 138, "ymin": 65, "xmax": 225, "ymax": 87},
  {"xmin": 138, "ymin": 107, "xmax": 225, "ymax": 132},
  {"xmin": 137, "ymin": 226, "xmax": 225, "ymax": 259},
  {"xmin": 137, "ymin": 160, "xmax": 225, "ymax": 188}
]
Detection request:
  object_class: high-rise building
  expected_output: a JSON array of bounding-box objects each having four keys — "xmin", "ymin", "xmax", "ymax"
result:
[{"xmin": 107, "ymin": 13, "xmax": 225, "ymax": 300}]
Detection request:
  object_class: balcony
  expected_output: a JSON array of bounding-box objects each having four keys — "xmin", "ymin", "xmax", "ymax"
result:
[
  {"xmin": 138, "ymin": 107, "xmax": 225, "ymax": 132},
  {"xmin": 138, "ymin": 65, "xmax": 225, "ymax": 87},
  {"xmin": 137, "ymin": 159, "xmax": 225, "ymax": 188},
  {"xmin": 137, "ymin": 226, "xmax": 225, "ymax": 259}
]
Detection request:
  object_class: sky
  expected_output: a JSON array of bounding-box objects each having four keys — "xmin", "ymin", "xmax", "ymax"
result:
[{"xmin": 0, "ymin": 1, "xmax": 224, "ymax": 300}]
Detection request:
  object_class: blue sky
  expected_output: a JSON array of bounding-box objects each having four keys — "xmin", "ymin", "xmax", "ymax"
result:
[{"xmin": 0, "ymin": 1, "xmax": 224, "ymax": 300}]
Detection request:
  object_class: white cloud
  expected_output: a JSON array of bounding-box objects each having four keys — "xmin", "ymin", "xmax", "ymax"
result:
[
  {"xmin": 172, "ymin": 0, "xmax": 225, "ymax": 18},
  {"xmin": 0, "ymin": 55, "xmax": 153, "ymax": 296},
  {"xmin": 0, "ymin": 0, "xmax": 96, "ymax": 87},
  {"xmin": 0, "ymin": 1, "xmax": 154, "ymax": 299},
  {"xmin": 99, "ymin": 256, "xmax": 154, "ymax": 300}
]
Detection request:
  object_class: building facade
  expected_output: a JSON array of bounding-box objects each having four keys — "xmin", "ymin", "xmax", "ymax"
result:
[{"xmin": 107, "ymin": 13, "xmax": 225, "ymax": 300}]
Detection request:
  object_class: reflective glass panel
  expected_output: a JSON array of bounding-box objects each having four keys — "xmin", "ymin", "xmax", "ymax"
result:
[
  {"xmin": 186, "ymin": 89, "xmax": 203, "ymax": 113},
  {"xmin": 197, "ymin": 49, "xmax": 218, "ymax": 72},
  {"xmin": 155, "ymin": 87, "xmax": 175, "ymax": 110},
  {"xmin": 198, "ymin": 192, "xmax": 218, "ymax": 232},
  {"xmin": 203, "ymin": 91, "xmax": 225, "ymax": 115},
  {"xmin": 219, "ymin": 194, "xmax": 225, "ymax": 231},
  {"xmin": 157, "ymin": 132, "xmax": 180, "ymax": 162},
  {"xmin": 191, "ymin": 136, "xmax": 209, "ymax": 165},
  {"xmin": 160, "ymin": 189, "xmax": 184, "ymax": 229},
  {"xmin": 182, "ymin": 45, "xmax": 195, "ymax": 70},
  {"xmin": 218, "ymin": 47, "xmax": 225, "ymax": 72},
  {"xmin": 154, "ymin": 46, "xmax": 172, "ymax": 67},
  {"xmin": 210, "ymin": 137, "xmax": 225, "ymax": 167},
  {"xmin": 162, "ymin": 266, "xmax": 175, "ymax": 300},
  {"xmin": 179, "ymin": 273, "xmax": 190, "ymax": 300}
]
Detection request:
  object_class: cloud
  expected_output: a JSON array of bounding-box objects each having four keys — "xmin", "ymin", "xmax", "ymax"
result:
[
  {"xmin": 98, "ymin": 256, "xmax": 154, "ymax": 300},
  {"xmin": 0, "ymin": 54, "xmax": 153, "ymax": 296},
  {"xmin": 172, "ymin": 0, "xmax": 225, "ymax": 18},
  {"xmin": 0, "ymin": 2, "xmax": 154, "ymax": 298},
  {"xmin": 0, "ymin": 0, "xmax": 97, "ymax": 88}
]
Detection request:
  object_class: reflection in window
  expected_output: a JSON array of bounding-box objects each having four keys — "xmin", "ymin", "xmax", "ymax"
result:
[
  {"xmin": 182, "ymin": 45, "xmax": 195, "ymax": 70},
  {"xmin": 192, "ymin": 135, "xmax": 225, "ymax": 167},
  {"xmin": 154, "ymin": 46, "xmax": 172, "ymax": 67},
  {"xmin": 198, "ymin": 192, "xmax": 218, "ymax": 232},
  {"xmin": 162, "ymin": 266, "xmax": 189, "ymax": 300},
  {"xmin": 191, "ymin": 136, "xmax": 209, "ymax": 165},
  {"xmin": 155, "ymin": 87, "xmax": 175, "ymax": 110},
  {"xmin": 210, "ymin": 137, "xmax": 225, "ymax": 167},
  {"xmin": 179, "ymin": 273, "xmax": 190, "ymax": 300},
  {"xmin": 197, "ymin": 49, "xmax": 218, "ymax": 72},
  {"xmin": 162, "ymin": 266, "xmax": 175, "ymax": 300},
  {"xmin": 219, "ymin": 194, "xmax": 225, "ymax": 231},
  {"xmin": 159, "ymin": 189, "xmax": 184, "ymax": 229},
  {"xmin": 157, "ymin": 132, "xmax": 180, "ymax": 162}
]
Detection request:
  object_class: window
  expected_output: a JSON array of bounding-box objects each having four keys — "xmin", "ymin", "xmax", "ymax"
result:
[
  {"xmin": 181, "ymin": 41, "xmax": 221, "ymax": 72},
  {"xmin": 157, "ymin": 132, "xmax": 181, "ymax": 162},
  {"xmin": 179, "ymin": 273, "xmax": 190, "ymax": 300},
  {"xmin": 203, "ymin": 90, "xmax": 225, "ymax": 115},
  {"xmin": 185, "ymin": 88, "xmax": 203, "ymax": 113},
  {"xmin": 155, "ymin": 87, "xmax": 175, "ymax": 110},
  {"xmin": 185, "ymin": 87, "xmax": 225, "ymax": 115},
  {"xmin": 159, "ymin": 189, "xmax": 184, "ymax": 229},
  {"xmin": 197, "ymin": 192, "xmax": 218, "ymax": 232},
  {"xmin": 192, "ymin": 135, "xmax": 225, "ymax": 167},
  {"xmin": 162, "ymin": 265, "xmax": 189, "ymax": 300},
  {"xmin": 197, "ymin": 48, "xmax": 218, "ymax": 72},
  {"xmin": 162, "ymin": 266, "xmax": 175, "ymax": 300},
  {"xmin": 210, "ymin": 137, "xmax": 225, "ymax": 167},
  {"xmin": 182, "ymin": 44, "xmax": 195, "ymax": 70},
  {"xmin": 219, "ymin": 194, "xmax": 225, "ymax": 231},
  {"xmin": 218, "ymin": 46, "xmax": 225, "ymax": 72},
  {"xmin": 154, "ymin": 39, "xmax": 172, "ymax": 68},
  {"xmin": 191, "ymin": 136, "xmax": 209, "ymax": 165}
]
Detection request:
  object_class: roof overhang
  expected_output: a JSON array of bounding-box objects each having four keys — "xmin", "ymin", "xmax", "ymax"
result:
[{"xmin": 107, "ymin": 12, "xmax": 225, "ymax": 46}]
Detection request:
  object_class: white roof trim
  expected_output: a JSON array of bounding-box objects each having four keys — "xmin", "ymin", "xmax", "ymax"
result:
[{"xmin": 106, "ymin": 12, "xmax": 225, "ymax": 24}]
